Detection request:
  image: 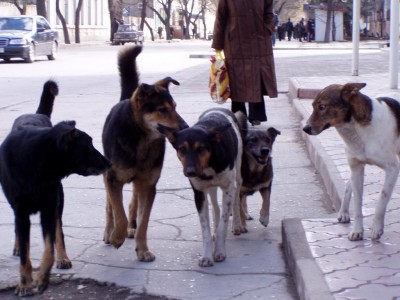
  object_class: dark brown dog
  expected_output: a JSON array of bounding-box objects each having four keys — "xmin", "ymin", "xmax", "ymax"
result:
[
  {"xmin": 0, "ymin": 81, "xmax": 110, "ymax": 297},
  {"xmin": 102, "ymin": 45, "xmax": 187, "ymax": 262},
  {"xmin": 238, "ymin": 114, "xmax": 280, "ymax": 232},
  {"xmin": 10, "ymin": 81, "xmax": 73, "ymax": 271}
]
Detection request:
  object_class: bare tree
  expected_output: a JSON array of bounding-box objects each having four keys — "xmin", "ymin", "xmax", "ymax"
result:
[
  {"xmin": 12, "ymin": 0, "xmax": 27, "ymax": 15},
  {"xmin": 108, "ymin": 0, "xmax": 124, "ymax": 41},
  {"xmin": 56, "ymin": 0, "xmax": 71, "ymax": 44},
  {"xmin": 74, "ymin": 0, "xmax": 84, "ymax": 43},
  {"xmin": 146, "ymin": 0, "xmax": 174, "ymax": 40}
]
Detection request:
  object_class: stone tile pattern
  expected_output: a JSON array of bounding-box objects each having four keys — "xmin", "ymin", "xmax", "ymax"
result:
[{"xmin": 300, "ymin": 97, "xmax": 400, "ymax": 300}]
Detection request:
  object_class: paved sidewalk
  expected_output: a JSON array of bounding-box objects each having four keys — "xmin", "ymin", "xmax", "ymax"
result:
[{"xmin": 285, "ymin": 74, "xmax": 400, "ymax": 300}]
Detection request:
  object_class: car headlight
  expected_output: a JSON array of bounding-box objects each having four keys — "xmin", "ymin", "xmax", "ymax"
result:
[{"xmin": 9, "ymin": 38, "xmax": 27, "ymax": 45}]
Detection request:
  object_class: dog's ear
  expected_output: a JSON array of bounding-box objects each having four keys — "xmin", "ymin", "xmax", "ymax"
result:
[
  {"xmin": 341, "ymin": 83, "xmax": 366, "ymax": 101},
  {"xmin": 341, "ymin": 83, "xmax": 372, "ymax": 125},
  {"xmin": 56, "ymin": 127, "xmax": 80, "ymax": 152},
  {"xmin": 157, "ymin": 124, "xmax": 180, "ymax": 147},
  {"xmin": 133, "ymin": 83, "xmax": 155, "ymax": 111},
  {"xmin": 267, "ymin": 127, "xmax": 281, "ymax": 142},
  {"xmin": 154, "ymin": 77, "xmax": 180, "ymax": 89},
  {"xmin": 207, "ymin": 123, "xmax": 231, "ymax": 143}
]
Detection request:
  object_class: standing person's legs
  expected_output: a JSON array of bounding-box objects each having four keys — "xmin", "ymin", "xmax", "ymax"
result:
[
  {"xmin": 231, "ymin": 101, "xmax": 247, "ymax": 115},
  {"xmin": 248, "ymin": 99, "xmax": 267, "ymax": 125}
]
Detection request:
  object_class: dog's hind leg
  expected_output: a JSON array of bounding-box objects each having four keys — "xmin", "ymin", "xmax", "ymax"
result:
[
  {"xmin": 55, "ymin": 186, "xmax": 72, "ymax": 269},
  {"xmin": 103, "ymin": 176, "xmax": 127, "ymax": 249},
  {"xmin": 134, "ymin": 181, "xmax": 156, "ymax": 262},
  {"xmin": 259, "ymin": 186, "xmax": 271, "ymax": 227},
  {"xmin": 13, "ymin": 231, "xmax": 20, "ymax": 256},
  {"xmin": 338, "ymin": 181, "xmax": 352, "ymax": 223},
  {"xmin": 127, "ymin": 189, "xmax": 138, "ymax": 239},
  {"xmin": 371, "ymin": 163, "xmax": 399, "ymax": 240},
  {"xmin": 14, "ymin": 213, "xmax": 34, "ymax": 297},
  {"xmin": 35, "ymin": 211, "xmax": 56, "ymax": 294}
]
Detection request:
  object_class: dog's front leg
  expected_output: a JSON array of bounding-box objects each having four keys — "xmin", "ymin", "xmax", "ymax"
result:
[
  {"xmin": 259, "ymin": 186, "xmax": 271, "ymax": 227},
  {"xmin": 127, "ymin": 189, "xmax": 138, "ymax": 238},
  {"xmin": 208, "ymin": 187, "xmax": 219, "ymax": 237},
  {"xmin": 104, "ymin": 176, "xmax": 127, "ymax": 248},
  {"xmin": 194, "ymin": 188, "xmax": 213, "ymax": 267},
  {"xmin": 371, "ymin": 163, "xmax": 399, "ymax": 240},
  {"xmin": 134, "ymin": 182, "xmax": 156, "ymax": 262},
  {"xmin": 348, "ymin": 161, "xmax": 365, "ymax": 241},
  {"xmin": 215, "ymin": 184, "xmax": 237, "ymax": 263},
  {"xmin": 338, "ymin": 181, "xmax": 352, "ymax": 223}
]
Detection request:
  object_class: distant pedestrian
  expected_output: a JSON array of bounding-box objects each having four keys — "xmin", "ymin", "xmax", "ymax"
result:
[
  {"xmin": 170, "ymin": 26, "xmax": 174, "ymax": 39},
  {"xmin": 110, "ymin": 17, "xmax": 120, "ymax": 43},
  {"xmin": 158, "ymin": 26, "xmax": 163, "ymax": 39},
  {"xmin": 286, "ymin": 18, "xmax": 294, "ymax": 41},
  {"xmin": 272, "ymin": 12, "xmax": 279, "ymax": 46},
  {"xmin": 192, "ymin": 24, "xmax": 197, "ymax": 39}
]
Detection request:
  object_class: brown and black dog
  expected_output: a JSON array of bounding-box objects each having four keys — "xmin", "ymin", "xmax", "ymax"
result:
[
  {"xmin": 237, "ymin": 114, "xmax": 280, "ymax": 232},
  {"xmin": 0, "ymin": 81, "xmax": 110, "ymax": 296},
  {"xmin": 102, "ymin": 45, "xmax": 188, "ymax": 262}
]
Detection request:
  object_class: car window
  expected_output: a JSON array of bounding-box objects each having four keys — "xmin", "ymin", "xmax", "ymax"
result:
[
  {"xmin": 0, "ymin": 17, "xmax": 33, "ymax": 31},
  {"xmin": 37, "ymin": 17, "xmax": 51, "ymax": 30}
]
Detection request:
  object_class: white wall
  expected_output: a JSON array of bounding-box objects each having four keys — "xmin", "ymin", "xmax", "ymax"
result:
[{"xmin": 315, "ymin": 9, "xmax": 344, "ymax": 42}]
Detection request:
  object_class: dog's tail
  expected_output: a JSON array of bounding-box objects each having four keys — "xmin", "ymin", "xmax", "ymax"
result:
[
  {"xmin": 118, "ymin": 45, "xmax": 142, "ymax": 101},
  {"xmin": 36, "ymin": 80, "xmax": 59, "ymax": 117}
]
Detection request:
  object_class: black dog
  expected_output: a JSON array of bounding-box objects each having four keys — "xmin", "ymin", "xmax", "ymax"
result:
[
  {"xmin": 158, "ymin": 108, "xmax": 243, "ymax": 267},
  {"xmin": 238, "ymin": 114, "xmax": 280, "ymax": 232},
  {"xmin": 0, "ymin": 81, "xmax": 110, "ymax": 296},
  {"xmin": 102, "ymin": 45, "xmax": 187, "ymax": 262}
]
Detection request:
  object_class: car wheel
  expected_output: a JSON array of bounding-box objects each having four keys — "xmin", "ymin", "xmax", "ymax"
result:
[
  {"xmin": 3, "ymin": 58, "xmax": 11, "ymax": 63},
  {"xmin": 121, "ymin": 42, "xmax": 125, "ymax": 45},
  {"xmin": 47, "ymin": 41, "xmax": 58, "ymax": 60},
  {"xmin": 24, "ymin": 43, "xmax": 35, "ymax": 63}
]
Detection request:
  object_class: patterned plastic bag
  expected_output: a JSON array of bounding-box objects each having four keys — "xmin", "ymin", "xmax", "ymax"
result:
[{"xmin": 209, "ymin": 50, "xmax": 230, "ymax": 104}]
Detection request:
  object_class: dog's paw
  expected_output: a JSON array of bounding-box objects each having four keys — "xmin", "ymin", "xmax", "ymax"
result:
[
  {"xmin": 137, "ymin": 250, "xmax": 155, "ymax": 262},
  {"xmin": 56, "ymin": 258, "xmax": 72, "ymax": 269},
  {"xmin": 127, "ymin": 228, "xmax": 136, "ymax": 239},
  {"xmin": 213, "ymin": 252, "xmax": 226, "ymax": 263},
  {"xmin": 232, "ymin": 225, "xmax": 243, "ymax": 235},
  {"xmin": 259, "ymin": 215, "xmax": 270, "ymax": 227},
  {"xmin": 198, "ymin": 257, "xmax": 214, "ymax": 267},
  {"xmin": 348, "ymin": 231, "xmax": 363, "ymax": 241},
  {"xmin": 371, "ymin": 225, "xmax": 384, "ymax": 240},
  {"xmin": 246, "ymin": 214, "xmax": 253, "ymax": 221},
  {"xmin": 15, "ymin": 285, "xmax": 34, "ymax": 297},
  {"xmin": 13, "ymin": 247, "xmax": 20, "ymax": 257},
  {"xmin": 337, "ymin": 212, "xmax": 351, "ymax": 223},
  {"xmin": 109, "ymin": 230, "xmax": 127, "ymax": 249}
]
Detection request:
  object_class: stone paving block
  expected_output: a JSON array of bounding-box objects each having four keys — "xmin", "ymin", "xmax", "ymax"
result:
[{"xmin": 335, "ymin": 283, "xmax": 400, "ymax": 300}]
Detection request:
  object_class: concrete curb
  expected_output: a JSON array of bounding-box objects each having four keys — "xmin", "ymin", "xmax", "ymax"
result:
[{"xmin": 282, "ymin": 218, "xmax": 334, "ymax": 300}]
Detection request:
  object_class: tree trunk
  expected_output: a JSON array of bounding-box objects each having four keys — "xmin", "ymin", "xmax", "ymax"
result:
[
  {"xmin": 56, "ymin": 0, "xmax": 71, "ymax": 44},
  {"xmin": 324, "ymin": 0, "xmax": 334, "ymax": 42},
  {"xmin": 140, "ymin": 0, "xmax": 147, "ymax": 31},
  {"xmin": 75, "ymin": 0, "xmax": 84, "ymax": 43},
  {"xmin": 13, "ymin": 0, "xmax": 27, "ymax": 15},
  {"xmin": 108, "ymin": 0, "xmax": 123, "ymax": 41},
  {"xmin": 144, "ymin": 20, "xmax": 154, "ymax": 41},
  {"xmin": 36, "ymin": 0, "xmax": 47, "ymax": 18}
]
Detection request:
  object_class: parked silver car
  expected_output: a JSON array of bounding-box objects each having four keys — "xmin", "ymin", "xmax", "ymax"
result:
[
  {"xmin": 0, "ymin": 15, "xmax": 59, "ymax": 63},
  {"xmin": 113, "ymin": 24, "xmax": 144, "ymax": 45}
]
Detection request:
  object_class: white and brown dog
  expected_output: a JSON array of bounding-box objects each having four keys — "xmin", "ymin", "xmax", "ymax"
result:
[{"xmin": 303, "ymin": 82, "xmax": 400, "ymax": 241}]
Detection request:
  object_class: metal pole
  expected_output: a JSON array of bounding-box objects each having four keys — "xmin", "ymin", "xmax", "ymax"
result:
[
  {"xmin": 389, "ymin": 0, "xmax": 399, "ymax": 89},
  {"xmin": 352, "ymin": 0, "xmax": 360, "ymax": 76}
]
